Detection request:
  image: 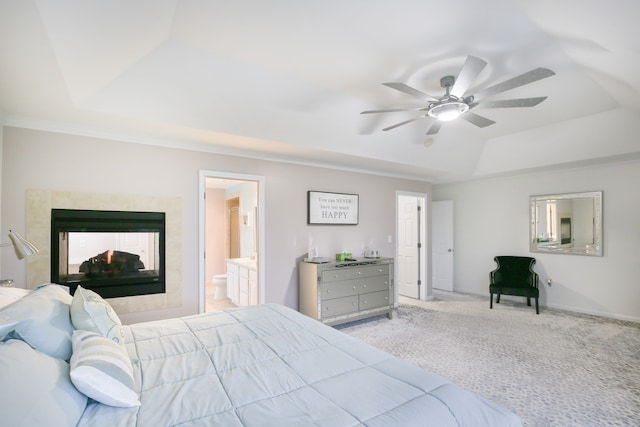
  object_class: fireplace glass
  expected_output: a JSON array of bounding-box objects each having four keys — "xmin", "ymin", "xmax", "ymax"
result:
[{"xmin": 51, "ymin": 209, "xmax": 165, "ymax": 298}]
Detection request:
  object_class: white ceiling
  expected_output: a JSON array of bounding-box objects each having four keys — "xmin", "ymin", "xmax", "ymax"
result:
[{"xmin": 1, "ymin": 0, "xmax": 640, "ymax": 182}]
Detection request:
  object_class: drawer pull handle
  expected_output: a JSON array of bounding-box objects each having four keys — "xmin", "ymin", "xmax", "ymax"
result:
[
  {"xmin": 327, "ymin": 289, "xmax": 331, "ymax": 294},
  {"xmin": 333, "ymin": 274, "xmax": 338, "ymax": 278},
  {"xmin": 358, "ymin": 271, "xmax": 362, "ymax": 275},
  {"xmin": 363, "ymin": 300, "xmax": 367, "ymax": 304},
  {"xmin": 352, "ymin": 286, "xmax": 356, "ymax": 290},
  {"xmin": 363, "ymin": 284, "xmax": 367, "ymax": 288},
  {"xmin": 352, "ymin": 302, "xmax": 356, "ymax": 306},
  {"xmin": 378, "ymin": 269, "xmax": 383, "ymax": 273},
  {"xmin": 385, "ymin": 296, "xmax": 388, "ymax": 300}
]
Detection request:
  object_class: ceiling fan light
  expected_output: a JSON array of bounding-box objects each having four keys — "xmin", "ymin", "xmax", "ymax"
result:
[{"xmin": 428, "ymin": 101, "xmax": 469, "ymax": 122}]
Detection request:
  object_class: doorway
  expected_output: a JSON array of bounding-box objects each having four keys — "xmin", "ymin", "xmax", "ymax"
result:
[
  {"xmin": 432, "ymin": 200, "xmax": 454, "ymax": 291},
  {"xmin": 198, "ymin": 171, "xmax": 265, "ymax": 313},
  {"xmin": 396, "ymin": 192, "xmax": 428, "ymax": 301}
]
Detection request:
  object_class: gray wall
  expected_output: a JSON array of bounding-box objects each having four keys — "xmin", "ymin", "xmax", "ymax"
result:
[
  {"xmin": 1, "ymin": 126, "xmax": 431, "ymax": 323},
  {"xmin": 433, "ymin": 159, "xmax": 640, "ymax": 321}
]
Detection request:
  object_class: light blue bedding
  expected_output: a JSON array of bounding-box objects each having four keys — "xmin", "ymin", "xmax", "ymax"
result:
[{"xmin": 77, "ymin": 304, "xmax": 521, "ymax": 426}]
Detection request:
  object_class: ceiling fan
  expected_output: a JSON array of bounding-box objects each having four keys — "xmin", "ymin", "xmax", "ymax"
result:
[{"xmin": 361, "ymin": 56, "xmax": 555, "ymax": 136}]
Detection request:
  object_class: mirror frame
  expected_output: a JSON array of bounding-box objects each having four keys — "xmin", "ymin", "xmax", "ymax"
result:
[{"xmin": 529, "ymin": 191, "xmax": 603, "ymax": 256}]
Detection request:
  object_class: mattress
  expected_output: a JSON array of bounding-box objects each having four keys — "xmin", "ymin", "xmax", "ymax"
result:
[{"xmin": 77, "ymin": 303, "xmax": 521, "ymax": 426}]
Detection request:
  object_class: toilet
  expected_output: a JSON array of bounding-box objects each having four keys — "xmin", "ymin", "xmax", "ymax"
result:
[{"xmin": 212, "ymin": 274, "xmax": 228, "ymax": 300}]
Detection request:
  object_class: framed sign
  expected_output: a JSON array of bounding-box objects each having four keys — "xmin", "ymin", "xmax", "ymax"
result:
[{"xmin": 307, "ymin": 191, "xmax": 359, "ymax": 225}]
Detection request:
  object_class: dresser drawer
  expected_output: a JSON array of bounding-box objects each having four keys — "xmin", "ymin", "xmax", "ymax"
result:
[
  {"xmin": 322, "ymin": 279, "xmax": 359, "ymax": 300},
  {"xmin": 357, "ymin": 275, "xmax": 390, "ymax": 293},
  {"xmin": 359, "ymin": 290, "xmax": 391, "ymax": 310},
  {"xmin": 321, "ymin": 269, "xmax": 350, "ymax": 283},
  {"xmin": 347, "ymin": 264, "xmax": 390, "ymax": 280},
  {"xmin": 322, "ymin": 295, "xmax": 358, "ymax": 317}
]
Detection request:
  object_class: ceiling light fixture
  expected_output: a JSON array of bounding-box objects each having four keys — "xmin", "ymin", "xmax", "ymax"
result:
[
  {"xmin": 426, "ymin": 75, "xmax": 470, "ymax": 122},
  {"xmin": 427, "ymin": 100, "xmax": 469, "ymax": 122}
]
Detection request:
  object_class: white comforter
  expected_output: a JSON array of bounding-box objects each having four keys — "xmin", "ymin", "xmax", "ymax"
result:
[{"xmin": 78, "ymin": 304, "xmax": 521, "ymax": 426}]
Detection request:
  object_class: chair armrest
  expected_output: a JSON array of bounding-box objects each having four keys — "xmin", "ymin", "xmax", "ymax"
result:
[{"xmin": 531, "ymin": 271, "xmax": 539, "ymax": 288}]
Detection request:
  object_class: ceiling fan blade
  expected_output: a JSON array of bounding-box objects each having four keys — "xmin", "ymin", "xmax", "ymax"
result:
[
  {"xmin": 474, "ymin": 97, "xmax": 548, "ymax": 109},
  {"xmin": 361, "ymin": 107, "xmax": 428, "ymax": 114},
  {"xmin": 382, "ymin": 82, "xmax": 438, "ymax": 101},
  {"xmin": 450, "ymin": 56, "xmax": 487, "ymax": 98},
  {"xmin": 426, "ymin": 121, "xmax": 442, "ymax": 135},
  {"xmin": 382, "ymin": 113, "xmax": 429, "ymax": 131},
  {"xmin": 474, "ymin": 68, "xmax": 555, "ymax": 99},
  {"xmin": 460, "ymin": 112, "xmax": 496, "ymax": 128}
]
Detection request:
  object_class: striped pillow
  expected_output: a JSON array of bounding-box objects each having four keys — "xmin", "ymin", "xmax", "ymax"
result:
[{"xmin": 69, "ymin": 330, "xmax": 140, "ymax": 407}]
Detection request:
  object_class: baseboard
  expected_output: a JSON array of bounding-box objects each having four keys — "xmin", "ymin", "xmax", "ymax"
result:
[
  {"xmin": 545, "ymin": 302, "xmax": 640, "ymax": 323},
  {"xmin": 455, "ymin": 288, "xmax": 640, "ymax": 323}
]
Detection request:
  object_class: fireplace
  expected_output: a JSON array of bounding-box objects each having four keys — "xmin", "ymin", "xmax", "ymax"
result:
[{"xmin": 51, "ymin": 209, "xmax": 165, "ymax": 298}]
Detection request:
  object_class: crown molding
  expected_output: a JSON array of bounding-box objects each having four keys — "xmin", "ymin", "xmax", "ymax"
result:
[{"xmin": 2, "ymin": 115, "xmax": 435, "ymax": 183}]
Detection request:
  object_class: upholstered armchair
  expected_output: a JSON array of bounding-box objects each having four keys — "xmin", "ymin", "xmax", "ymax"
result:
[{"xmin": 489, "ymin": 256, "xmax": 539, "ymax": 314}]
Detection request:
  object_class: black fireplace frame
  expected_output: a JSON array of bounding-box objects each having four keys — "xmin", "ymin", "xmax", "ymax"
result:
[{"xmin": 51, "ymin": 209, "xmax": 166, "ymax": 298}]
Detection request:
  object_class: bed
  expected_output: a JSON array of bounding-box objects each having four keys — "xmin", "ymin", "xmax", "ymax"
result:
[{"xmin": 0, "ymin": 284, "xmax": 522, "ymax": 426}]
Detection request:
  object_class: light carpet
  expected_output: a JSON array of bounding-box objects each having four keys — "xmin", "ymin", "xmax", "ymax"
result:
[{"xmin": 336, "ymin": 290, "xmax": 640, "ymax": 427}]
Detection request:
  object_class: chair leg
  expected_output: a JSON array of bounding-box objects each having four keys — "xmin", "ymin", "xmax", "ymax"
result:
[
  {"xmin": 527, "ymin": 297, "xmax": 531, "ymax": 306},
  {"xmin": 496, "ymin": 294, "xmax": 501, "ymax": 303},
  {"xmin": 490, "ymin": 293, "xmax": 493, "ymax": 309},
  {"xmin": 535, "ymin": 298, "xmax": 539, "ymax": 314}
]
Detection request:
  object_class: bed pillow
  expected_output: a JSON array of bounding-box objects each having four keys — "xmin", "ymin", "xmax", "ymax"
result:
[
  {"xmin": 70, "ymin": 330, "xmax": 140, "ymax": 407},
  {"xmin": 0, "ymin": 284, "xmax": 74, "ymax": 360},
  {"xmin": 71, "ymin": 285, "xmax": 125, "ymax": 345},
  {"xmin": 0, "ymin": 339, "xmax": 87, "ymax": 427}
]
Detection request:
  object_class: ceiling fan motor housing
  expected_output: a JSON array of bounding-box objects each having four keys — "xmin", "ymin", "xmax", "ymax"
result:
[{"xmin": 440, "ymin": 75, "xmax": 455, "ymax": 88}]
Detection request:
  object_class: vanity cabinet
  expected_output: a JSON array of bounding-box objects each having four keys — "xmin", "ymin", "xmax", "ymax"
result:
[
  {"xmin": 249, "ymin": 269, "xmax": 258, "ymax": 306},
  {"xmin": 226, "ymin": 262, "xmax": 239, "ymax": 304},
  {"xmin": 226, "ymin": 259, "xmax": 257, "ymax": 306},
  {"xmin": 298, "ymin": 258, "xmax": 394, "ymax": 326}
]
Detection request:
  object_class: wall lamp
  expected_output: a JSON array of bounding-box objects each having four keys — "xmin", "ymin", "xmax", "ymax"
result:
[{"xmin": 1, "ymin": 230, "xmax": 39, "ymax": 260}]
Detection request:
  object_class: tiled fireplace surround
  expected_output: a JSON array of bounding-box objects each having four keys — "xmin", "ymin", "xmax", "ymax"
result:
[{"xmin": 26, "ymin": 190, "xmax": 182, "ymax": 314}]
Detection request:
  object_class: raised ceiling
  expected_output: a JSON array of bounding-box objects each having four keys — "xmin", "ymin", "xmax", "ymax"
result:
[{"xmin": 1, "ymin": 0, "xmax": 639, "ymax": 182}]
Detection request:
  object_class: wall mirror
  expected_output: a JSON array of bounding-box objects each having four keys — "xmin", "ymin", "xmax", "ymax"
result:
[{"xmin": 530, "ymin": 191, "xmax": 603, "ymax": 256}]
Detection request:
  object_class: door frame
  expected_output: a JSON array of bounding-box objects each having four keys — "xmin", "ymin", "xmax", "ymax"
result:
[
  {"xmin": 198, "ymin": 170, "xmax": 266, "ymax": 313},
  {"xmin": 395, "ymin": 190, "xmax": 430, "ymax": 303}
]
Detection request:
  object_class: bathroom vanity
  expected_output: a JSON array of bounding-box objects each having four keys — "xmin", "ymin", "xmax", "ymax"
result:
[
  {"xmin": 226, "ymin": 258, "xmax": 258, "ymax": 306},
  {"xmin": 298, "ymin": 258, "xmax": 394, "ymax": 326}
]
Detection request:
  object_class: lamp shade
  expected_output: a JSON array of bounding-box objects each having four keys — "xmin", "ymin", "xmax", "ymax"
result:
[{"xmin": 7, "ymin": 230, "xmax": 39, "ymax": 260}]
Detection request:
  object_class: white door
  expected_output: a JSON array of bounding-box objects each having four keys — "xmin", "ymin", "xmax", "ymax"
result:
[
  {"xmin": 397, "ymin": 195, "xmax": 421, "ymax": 299},
  {"xmin": 118, "ymin": 233, "xmax": 150, "ymax": 269},
  {"xmin": 432, "ymin": 200, "xmax": 454, "ymax": 291}
]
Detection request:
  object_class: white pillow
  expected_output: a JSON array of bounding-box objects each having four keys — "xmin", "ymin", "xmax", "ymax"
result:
[
  {"xmin": 0, "ymin": 284, "xmax": 74, "ymax": 360},
  {"xmin": 70, "ymin": 330, "xmax": 140, "ymax": 407},
  {"xmin": 71, "ymin": 286, "xmax": 125, "ymax": 345},
  {"xmin": 0, "ymin": 339, "xmax": 88, "ymax": 427}
]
